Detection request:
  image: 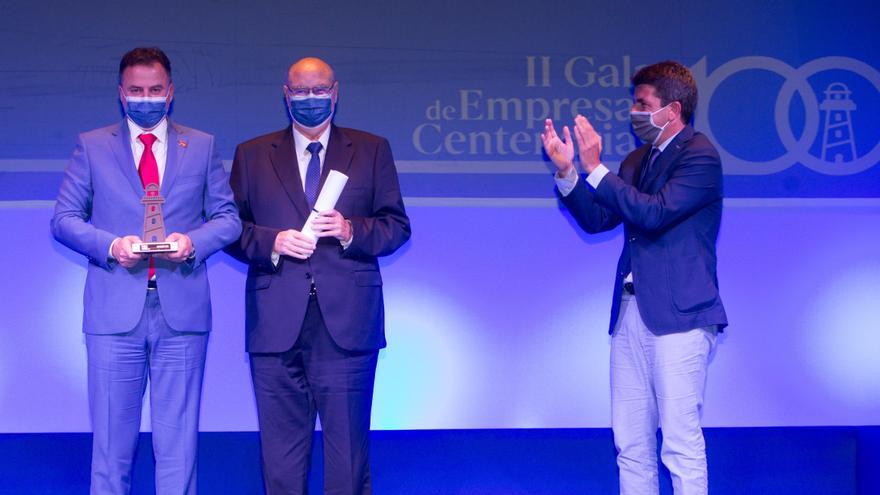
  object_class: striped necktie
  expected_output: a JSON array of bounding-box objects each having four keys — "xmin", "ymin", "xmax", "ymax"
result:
[{"xmin": 304, "ymin": 141, "xmax": 322, "ymax": 207}]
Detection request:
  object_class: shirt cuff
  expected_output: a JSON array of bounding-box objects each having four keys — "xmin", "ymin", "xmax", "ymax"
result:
[
  {"xmin": 185, "ymin": 246, "xmax": 197, "ymax": 265},
  {"xmin": 340, "ymin": 220, "xmax": 353, "ymax": 250},
  {"xmin": 108, "ymin": 237, "xmax": 120, "ymax": 261},
  {"xmin": 554, "ymin": 167, "xmax": 579, "ymax": 197},
  {"xmin": 271, "ymin": 251, "xmax": 280, "ymax": 267},
  {"xmin": 586, "ymin": 164, "xmax": 610, "ymax": 189}
]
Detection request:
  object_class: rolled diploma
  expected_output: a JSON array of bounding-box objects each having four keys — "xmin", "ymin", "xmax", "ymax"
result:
[{"xmin": 300, "ymin": 170, "xmax": 349, "ymax": 240}]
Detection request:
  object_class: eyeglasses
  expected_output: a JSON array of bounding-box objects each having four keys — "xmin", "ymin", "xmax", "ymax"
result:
[{"xmin": 286, "ymin": 82, "xmax": 336, "ymax": 98}]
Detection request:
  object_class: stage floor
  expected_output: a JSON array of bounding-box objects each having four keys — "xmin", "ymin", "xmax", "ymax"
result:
[{"xmin": 2, "ymin": 427, "xmax": 876, "ymax": 494}]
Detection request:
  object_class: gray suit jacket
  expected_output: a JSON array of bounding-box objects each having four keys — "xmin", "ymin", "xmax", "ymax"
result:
[{"xmin": 52, "ymin": 120, "xmax": 241, "ymax": 333}]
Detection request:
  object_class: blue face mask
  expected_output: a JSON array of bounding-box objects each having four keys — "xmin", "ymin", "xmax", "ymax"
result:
[
  {"xmin": 125, "ymin": 96, "xmax": 169, "ymax": 129},
  {"xmin": 288, "ymin": 96, "xmax": 333, "ymax": 128}
]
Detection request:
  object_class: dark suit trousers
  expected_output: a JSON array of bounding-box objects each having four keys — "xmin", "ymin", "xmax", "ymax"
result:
[{"xmin": 250, "ymin": 294, "xmax": 378, "ymax": 495}]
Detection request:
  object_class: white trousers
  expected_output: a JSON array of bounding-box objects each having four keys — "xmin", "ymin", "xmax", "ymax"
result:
[{"xmin": 611, "ymin": 294, "xmax": 716, "ymax": 495}]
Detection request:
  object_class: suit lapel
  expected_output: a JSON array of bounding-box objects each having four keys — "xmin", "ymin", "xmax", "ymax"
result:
[
  {"xmin": 269, "ymin": 126, "xmax": 310, "ymax": 219},
  {"xmin": 640, "ymin": 126, "xmax": 695, "ymax": 192},
  {"xmin": 161, "ymin": 122, "xmax": 187, "ymax": 197},
  {"xmin": 321, "ymin": 125, "xmax": 354, "ymax": 189},
  {"xmin": 110, "ymin": 121, "xmax": 147, "ymax": 198},
  {"xmin": 630, "ymin": 144, "xmax": 652, "ymax": 188}
]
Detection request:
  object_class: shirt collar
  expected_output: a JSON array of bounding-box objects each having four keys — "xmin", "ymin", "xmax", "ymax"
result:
[
  {"xmin": 127, "ymin": 117, "xmax": 169, "ymax": 145},
  {"xmin": 655, "ymin": 126, "xmax": 683, "ymax": 153},
  {"xmin": 292, "ymin": 124, "xmax": 331, "ymax": 156}
]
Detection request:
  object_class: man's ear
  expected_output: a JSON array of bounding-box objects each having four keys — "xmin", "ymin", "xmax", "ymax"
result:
[{"xmin": 670, "ymin": 101, "xmax": 683, "ymax": 123}]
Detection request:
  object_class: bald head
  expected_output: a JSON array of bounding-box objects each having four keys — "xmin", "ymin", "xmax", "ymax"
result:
[
  {"xmin": 287, "ymin": 57, "xmax": 335, "ymax": 87},
  {"xmin": 283, "ymin": 57, "xmax": 339, "ymax": 138}
]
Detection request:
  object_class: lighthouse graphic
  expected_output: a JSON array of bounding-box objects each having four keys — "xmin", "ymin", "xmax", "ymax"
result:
[{"xmin": 819, "ymin": 82, "xmax": 858, "ymax": 163}]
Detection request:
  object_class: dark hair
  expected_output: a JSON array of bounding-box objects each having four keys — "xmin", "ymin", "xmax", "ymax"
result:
[
  {"xmin": 631, "ymin": 60, "xmax": 697, "ymax": 123},
  {"xmin": 119, "ymin": 47, "xmax": 171, "ymax": 82}
]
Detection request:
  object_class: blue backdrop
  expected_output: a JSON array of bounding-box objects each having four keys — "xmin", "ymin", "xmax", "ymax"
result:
[{"xmin": 0, "ymin": 0, "xmax": 878, "ymax": 433}]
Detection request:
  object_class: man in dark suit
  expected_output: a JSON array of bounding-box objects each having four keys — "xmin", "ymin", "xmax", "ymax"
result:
[
  {"xmin": 542, "ymin": 60, "xmax": 727, "ymax": 495},
  {"xmin": 52, "ymin": 47, "xmax": 241, "ymax": 494},
  {"xmin": 226, "ymin": 57, "xmax": 411, "ymax": 494}
]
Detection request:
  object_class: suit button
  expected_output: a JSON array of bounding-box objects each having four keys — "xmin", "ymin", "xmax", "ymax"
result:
[
  {"xmin": 304, "ymin": 272, "xmax": 311, "ymax": 279},
  {"xmin": 629, "ymin": 236, "xmax": 636, "ymax": 242}
]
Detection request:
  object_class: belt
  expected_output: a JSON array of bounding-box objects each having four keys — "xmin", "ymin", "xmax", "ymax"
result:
[
  {"xmin": 623, "ymin": 281, "xmax": 635, "ymax": 295},
  {"xmin": 147, "ymin": 279, "xmax": 157, "ymax": 290}
]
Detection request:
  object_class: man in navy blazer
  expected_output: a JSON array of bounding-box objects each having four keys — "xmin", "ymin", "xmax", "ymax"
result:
[
  {"xmin": 542, "ymin": 61, "xmax": 727, "ymax": 495},
  {"xmin": 226, "ymin": 57, "xmax": 410, "ymax": 494},
  {"xmin": 52, "ymin": 47, "xmax": 241, "ymax": 494}
]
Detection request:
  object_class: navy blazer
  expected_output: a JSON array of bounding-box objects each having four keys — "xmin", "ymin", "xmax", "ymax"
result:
[
  {"xmin": 226, "ymin": 125, "xmax": 411, "ymax": 353},
  {"xmin": 560, "ymin": 125, "xmax": 728, "ymax": 335}
]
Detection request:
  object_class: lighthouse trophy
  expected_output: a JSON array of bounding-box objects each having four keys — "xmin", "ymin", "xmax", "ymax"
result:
[{"xmin": 131, "ymin": 183, "xmax": 178, "ymax": 253}]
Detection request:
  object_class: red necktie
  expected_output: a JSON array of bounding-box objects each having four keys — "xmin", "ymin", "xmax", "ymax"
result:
[{"xmin": 138, "ymin": 133, "xmax": 159, "ymax": 281}]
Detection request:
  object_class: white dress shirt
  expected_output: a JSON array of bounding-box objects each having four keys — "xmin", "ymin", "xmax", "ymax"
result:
[
  {"xmin": 127, "ymin": 117, "xmax": 169, "ymax": 184},
  {"xmin": 270, "ymin": 125, "xmax": 350, "ymax": 266},
  {"xmin": 292, "ymin": 125, "xmax": 331, "ymax": 190},
  {"xmin": 108, "ymin": 117, "xmax": 170, "ymax": 259}
]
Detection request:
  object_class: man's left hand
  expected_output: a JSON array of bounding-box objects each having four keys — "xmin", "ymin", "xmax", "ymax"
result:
[
  {"xmin": 312, "ymin": 209, "xmax": 352, "ymax": 243},
  {"xmin": 573, "ymin": 114, "xmax": 603, "ymax": 174},
  {"xmin": 156, "ymin": 232, "xmax": 194, "ymax": 263}
]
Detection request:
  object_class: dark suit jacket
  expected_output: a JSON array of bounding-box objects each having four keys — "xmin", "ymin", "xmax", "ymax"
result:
[
  {"xmin": 226, "ymin": 125, "xmax": 411, "ymax": 353},
  {"xmin": 560, "ymin": 125, "xmax": 728, "ymax": 335}
]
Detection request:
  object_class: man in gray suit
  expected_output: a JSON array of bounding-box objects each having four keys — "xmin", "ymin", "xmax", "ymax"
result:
[{"xmin": 52, "ymin": 47, "xmax": 241, "ymax": 494}]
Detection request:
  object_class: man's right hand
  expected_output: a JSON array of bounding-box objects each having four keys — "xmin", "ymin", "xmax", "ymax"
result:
[
  {"xmin": 274, "ymin": 229, "xmax": 317, "ymax": 260},
  {"xmin": 541, "ymin": 118, "xmax": 575, "ymax": 177},
  {"xmin": 111, "ymin": 235, "xmax": 146, "ymax": 268}
]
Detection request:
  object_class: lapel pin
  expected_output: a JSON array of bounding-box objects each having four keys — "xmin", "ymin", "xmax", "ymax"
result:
[{"xmin": 178, "ymin": 140, "xmax": 188, "ymax": 148}]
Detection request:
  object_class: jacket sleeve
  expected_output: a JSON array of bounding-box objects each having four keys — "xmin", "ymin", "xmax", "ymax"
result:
[
  {"xmin": 592, "ymin": 144, "xmax": 723, "ymax": 234},
  {"xmin": 343, "ymin": 138, "xmax": 411, "ymax": 258},
  {"xmin": 558, "ymin": 175, "xmax": 622, "ymax": 234},
  {"xmin": 225, "ymin": 143, "xmax": 281, "ymax": 271},
  {"xmin": 50, "ymin": 134, "xmax": 118, "ymax": 270},
  {"xmin": 185, "ymin": 135, "xmax": 242, "ymax": 268}
]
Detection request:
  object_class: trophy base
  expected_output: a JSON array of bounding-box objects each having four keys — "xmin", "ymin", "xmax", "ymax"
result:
[{"xmin": 132, "ymin": 241, "xmax": 179, "ymax": 254}]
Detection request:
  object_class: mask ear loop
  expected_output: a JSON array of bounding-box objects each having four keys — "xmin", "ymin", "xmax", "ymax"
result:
[
  {"xmin": 664, "ymin": 103, "xmax": 678, "ymax": 127},
  {"xmin": 650, "ymin": 103, "xmax": 671, "ymax": 127},
  {"xmin": 650, "ymin": 103, "xmax": 675, "ymax": 145},
  {"xmin": 163, "ymin": 85, "xmax": 173, "ymax": 112}
]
